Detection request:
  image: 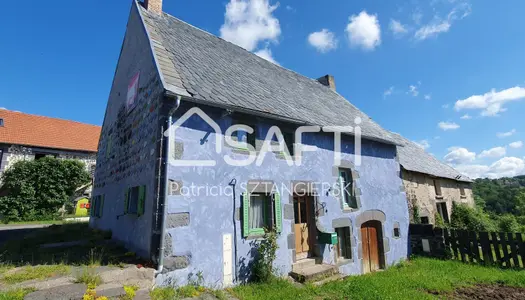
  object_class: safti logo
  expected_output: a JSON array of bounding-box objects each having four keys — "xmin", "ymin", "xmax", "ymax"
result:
[{"xmin": 165, "ymin": 107, "xmax": 362, "ymax": 167}]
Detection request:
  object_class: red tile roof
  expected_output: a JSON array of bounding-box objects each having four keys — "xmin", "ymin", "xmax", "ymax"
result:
[{"xmin": 0, "ymin": 109, "xmax": 101, "ymax": 152}]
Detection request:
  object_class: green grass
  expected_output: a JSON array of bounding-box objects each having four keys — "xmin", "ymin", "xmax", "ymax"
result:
[
  {"xmin": 1, "ymin": 265, "xmax": 70, "ymax": 284},
  {"xmin": 0, "ymin": 288, "xmax": 35, "ymax": 300},
  {"xmin": 0, "ymin": 220, "xmax": 66, "ymax": 226},
  {"xmin": 74, "ymin": 268, "xmax": 102, "ymax": 286},
  {"xmin": 231, "ymin": 257, "xmax": 525, "ymax": 300},
  {"xmin": 150, "ymin": 287, "xmax": 177, "ymax": 300}
]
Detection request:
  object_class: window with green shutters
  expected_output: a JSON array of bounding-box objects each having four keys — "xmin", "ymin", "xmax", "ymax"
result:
[
  {"xmin": 242, "ymin": 190, "xmax": 282, "ymax": 237},
  {"xmin": 90, "ymin": 195, "xmax": 104, "ymax": 218},
  {"xmin": 124, "ymin": 185, "xmax": 146, "ymax": 217}
]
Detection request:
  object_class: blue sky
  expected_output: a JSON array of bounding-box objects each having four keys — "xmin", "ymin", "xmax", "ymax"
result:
[{"xmin": 1, "ymin": 0, "xmax": 524, "ymax": 178}]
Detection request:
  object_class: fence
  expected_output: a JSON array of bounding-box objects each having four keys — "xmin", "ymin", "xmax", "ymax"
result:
[{"xmin": 409, "ymin": 224, "xmax": 525, "ymax": 268}]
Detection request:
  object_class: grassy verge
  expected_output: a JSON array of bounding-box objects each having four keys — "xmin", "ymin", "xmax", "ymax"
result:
[
  {"xmin": 0, "ymin": 288, "xmax": 35, "ymax": 300},
  {"xmin": 1, "ymin": 265, "xmax": 70, "ymax": 284},
  {"xmin": 231, "ymin": 257, "xmax": 525, "ymax": 300},
  {"xmin": 0, "ymin": 220, "xmax": 65, "ymax": 226},
  {"xmin": 0, "ymin": 223, "xmax": 144, "ymax": 267}
]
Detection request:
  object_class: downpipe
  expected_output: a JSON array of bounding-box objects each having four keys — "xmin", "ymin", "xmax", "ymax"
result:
[{"xmin": 156, "ymin": 94, "xmax": 181, "ymax": 274}]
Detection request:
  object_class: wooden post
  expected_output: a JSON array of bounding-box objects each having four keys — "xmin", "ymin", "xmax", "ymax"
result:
[
  {"xmin": 479, "ymin": 232, "xmax": 492, "ymax": 265},
  {"xmin": 499, "ymin": 232, "xmax": 510, "ymax": 268},
  {"xmin": 491, "ymin": 232, "xmax": 503, "ymax": 267},
  {"xmin": 516, "ymin": 233, "xmax": 525, "ymax": 268},
  {"xmin": 508, "ymin": 232, "xmax": 519, "ymax": 268}
]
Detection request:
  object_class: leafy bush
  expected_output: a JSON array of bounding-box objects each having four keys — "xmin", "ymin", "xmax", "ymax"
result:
[
  {"xmin": 497, "ymin": 214, "xmax": 520, "ymax": 233},
  {"xmin": 0, "ymin": 157, "xmax": 90, "ymax": 222},
  {"xmin": 251, "ymin": 229, "xmax": 278, "ymax": 283},
  {"xmin": 450, "ymin": 202, "xmax": 495, "ymax": 232},
  {"xmin": 434, "ymin": 212, "xmax": 446, "ymax": 228}
]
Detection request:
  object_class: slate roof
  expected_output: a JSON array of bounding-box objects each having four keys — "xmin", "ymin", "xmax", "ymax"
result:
[
  {"xmin": 392, "ymin": 133, "xmax": 472, "ymax": 183},
  {"xmin": 0, "ymin": 109, "xmax": 101, "ymax": 152},
  {"xmin": 138, "ymin": 4, "xmax": 399, "ymax": 145}
]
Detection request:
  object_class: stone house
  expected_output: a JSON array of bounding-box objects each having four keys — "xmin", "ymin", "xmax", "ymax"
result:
[
  {"xmin": 0, "ymin": 109, "xmax": 100, "ymax": 181},
  {"xmin": 394, "ymin": 134, "xmax": 474, "ymax": 225},
  {"xmin": 91, "ymin": 0, "xmax": 410, "ymax": 287}
]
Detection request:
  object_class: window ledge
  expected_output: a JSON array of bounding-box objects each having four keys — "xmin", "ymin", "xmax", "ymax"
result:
[
  {"xmin": 245, "ymin": 234, "xmax": 265, "ymax": 240},
  {"xmin": 435, "ymin": 196, "xmax": 444, "ymax": 200},
  {"xmin": 460, "ymin": 195, "xmax": 467, "ymax": 199},
  {"xmin": 343, "ymin": 207, "xmax": 359, "ymax": 213}
]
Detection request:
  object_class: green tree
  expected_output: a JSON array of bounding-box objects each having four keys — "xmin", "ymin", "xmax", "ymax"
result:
[
  {"xmin": 450, "ymin": 202, "xmax": 495, "ymax": 232},
  {"xmin": 0, "ymin": 157, "xmax": 90, "ymax": 222},
  {"xmin": 497, "ymin": 214, "xmax": 520, "ymax": 233}
]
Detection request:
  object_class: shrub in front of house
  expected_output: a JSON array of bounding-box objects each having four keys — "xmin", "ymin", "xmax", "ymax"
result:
[{"xmin": 0, "ymin": 157, "xmax": 90, "ymax": 222}]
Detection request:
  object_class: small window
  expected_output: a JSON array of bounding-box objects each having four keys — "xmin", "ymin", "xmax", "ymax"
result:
[
  {"xmin": 393, "ymin": 227, "xmax": 400, "ymax": 238},
  {"xmin": 231, "ymin": 119, "xmax": 256, "ymax": 149},
  {"xmin": 336, "ymin": 227, "xmax": 352, "ymax": 260},
  {"xmin": 0, "ymin": 118, "xmax": 4, "ymax": 127},
  {"xmin": 459, "ymin": 184, "xmax": 466, "ymax": 197},
  {"xmin": 420, "ymin": 216, "xmax": 429, "ymax": 224},
  {"xmin": 338, "ymin": 168, "xmax": 357, "ymax": 209},
  {"xmin": 436, "ymin": 202, "xmax": 450, "ymax": 223},
  {"xmin": 249, "ymin": 193, "xmax": 272, "ymax": 231},
  {"xmin": 91, "ymin": 195, "xmax": 104, "ymax": 218},
  {"xmin": 433, "ymin": 179, "xmax": 442, "ymax": 197},
  {"xmin": 243, "ymin": 191, "xmax": 282, "ymax": 237},
  {"xmin": 282, "ymin": 131, "xmax": 294, "ymax": 156},
  {"xmin": 127, "ymin": 186, "xmax": 140, "ymax": 214}
]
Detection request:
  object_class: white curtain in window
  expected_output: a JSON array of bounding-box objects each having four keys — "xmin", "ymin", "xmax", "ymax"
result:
[{"xmin": 249, "ymin": 195, "xmax": 265, "ymax": 229}]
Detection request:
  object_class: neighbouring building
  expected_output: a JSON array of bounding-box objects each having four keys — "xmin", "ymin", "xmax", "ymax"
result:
[
  {"xmin": 0, "ymin": 109, "xmax": 101, "ymax": 189},
  {"xmin": 394, "ymin": 134, "xmax": 474, "ymax": 225},
  {"xmin": 91, "ymin": 0, "xmax": 409, "ymax": 287}
]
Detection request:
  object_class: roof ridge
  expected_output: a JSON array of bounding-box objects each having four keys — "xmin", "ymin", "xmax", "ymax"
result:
[{"xmin": 0, "ymin": 109, "xmax": 101, "ymax": 128}]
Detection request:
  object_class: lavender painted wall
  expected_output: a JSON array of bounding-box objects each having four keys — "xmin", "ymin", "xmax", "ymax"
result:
[
  {"xmin": 91, "ymin": 1, "xmax": 164, "ymax": 258},
  {"xmin": 156, "ymin": 104, "xmax": 409, "ymax": 287}
]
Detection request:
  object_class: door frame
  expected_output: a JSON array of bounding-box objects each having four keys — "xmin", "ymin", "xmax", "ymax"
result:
[
  {"xmin": 355, "ymin": 210, "xmax": 388, "ymax": 273},
  {"xmin": 292, "ymin": 193, "xmax": 316, "ymax": 260}
]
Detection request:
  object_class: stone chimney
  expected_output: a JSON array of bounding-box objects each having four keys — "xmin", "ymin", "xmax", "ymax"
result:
[
  {"xmin": 144, "ymin": 0, "xmax": 163, "ymax": 14},
  {"xmin": 317, "ymin": 75, "xmax": 336, "ymax": 91}
]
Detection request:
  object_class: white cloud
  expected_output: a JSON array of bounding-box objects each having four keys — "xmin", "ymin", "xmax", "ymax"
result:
[
  {"xmin": 408, "ymin": 85, "xmax": 419, "ymax": 96},
  {"xmin": 424, "ymin": 94, "xmax": 431, "ymax": 100},
  {"xmin": 308, "ymin": 29, "xmax": 338, "ymax": 53},
  {"xmin": 220, "ymin": 0, "xmax": 281, "ymax": 51},
  {"xmin": 460, "ymin": 114, "xmax": 472, "ymax": 120},
  {"xmin": 478, "ymin": 146, "xmax": 506, "ymax": 159},
  {"xmin": 389, "ymin": 19, "xmax": 407, "ymax": 36},
  {"xmin": 442, "ymin": 104, "xmax": 450, "ymax": 109},
  {"xmin": 497, "ymin": 129, "xmax": 517, "ymax": 138},
  {"xmin": 345, "ymin": 11, "xmax": 381, "ymax": 51},
  {"xmin": 384, "ymin": 86, "xmax": 394, "ymax": 97},
  {"xmin": 444, "ymin": 147, "xmax": 476, "ymax": 164},
  {"xmin": 454, "ymin": 164, "xmax": 490, "ymax": 179},
  {"xmin": 510, "ymin": 141, "xmax": 523, "ymax": 149},
  {"xmin": 438, "ymin": 121, "xmax": 460, "ymax": 131},
  {"xmin": 414, "ymin": 139, "xmax": 430, "ymax": 150},
  {"xmin": 254, "ymin": 47, "xmax": 278, "ymax": 64},
  {"xmin": 455, "ymin": 86, "xmax": 525, "ymax": 117},
  {"xmin": 414, "ymin": 2, "xmax": 471, "ymax": 40},
  {"xmin": 485, "ymin": 157, "xmax": 525, "ymax": 178}
]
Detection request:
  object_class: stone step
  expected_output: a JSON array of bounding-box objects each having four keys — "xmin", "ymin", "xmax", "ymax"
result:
[
  {"xmin": 311, "ymin": 273, "xmax": 343, "ymax": 286},
  {"xmin": 291, "ymin": 258, "xmax": 317, "ymax": 272},
  {"xmin": 289, "ymin": 264, "xmax": 338, "ymax": 283}
]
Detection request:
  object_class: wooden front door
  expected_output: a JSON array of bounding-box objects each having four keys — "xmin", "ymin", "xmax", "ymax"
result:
[
  {"xmin": 361, "ymin": 220, "xmax": 384, "ymax": 273},
  {"xmin": 294, "ymin": 195, "xmax": 314, "ymax": 260}
]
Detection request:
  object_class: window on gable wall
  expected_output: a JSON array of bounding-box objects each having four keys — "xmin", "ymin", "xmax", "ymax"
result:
[
  {"xmin": 282, "ymin": 131, "xmax": 295, "ymax": 156},
  {"xmin": 339, "ymin": 168, "xmax": 357, "ymax": 209},
  {"xmin": 124, "ymin": 185, "xmax": 146, "ymax": 216},
  {"xmin": 0, "ymin": 118, "xmax": 4, "ymax": 127},
  {"xmin": 433, "ymin": 179, "xmax": 442, "ymax": 198},
  {"xmin": 242, "ymin": 190, "xmax": 282, "ymax": 237},
  {"xmin": 90, "ymin": 195, "xmax": 104, "ymax": 218},
  {"xmin": 436, "ymin": 202, "xmax": 450, "ymax": 223},
  {"xmin": 459, "ymin": 184, "xmax": 466, "ymax": 197}
]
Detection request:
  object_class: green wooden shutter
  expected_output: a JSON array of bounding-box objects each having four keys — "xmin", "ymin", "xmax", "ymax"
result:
[
  {"xmin": 274, "ymin": 191, "xmax": 282, "ymax": 233},
  {"xmin": 99, "ymin": 195, "xmax": 104, "ymax": 218},
  {"xmin": 124, "ymin": 189, "xmax": 129, "ymax": 214},
  {"xmin": 242, "ymin": 192, "xmax": 250, "ymax": 237},
  {"xmin": 138, "ymin": 186, "xmax": 146, "ymax": 216}
]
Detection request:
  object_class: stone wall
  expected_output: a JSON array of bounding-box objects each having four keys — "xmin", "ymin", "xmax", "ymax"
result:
[
  {"xmin": 402, "ymin": 169, "xmax": 474, "ymax": 224},
  {"xmin": 90, "ymin": 0, "xmax": 165, "ymax": 259},
  {"xmin": 408, "ymin": 224, "xmax": 447, "ymax": 258}
]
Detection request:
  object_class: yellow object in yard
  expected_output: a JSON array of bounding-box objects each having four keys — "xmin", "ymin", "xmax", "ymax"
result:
[{"xmin": 75, "ymin": 198, "xmax": 89, "ymax": 217}]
